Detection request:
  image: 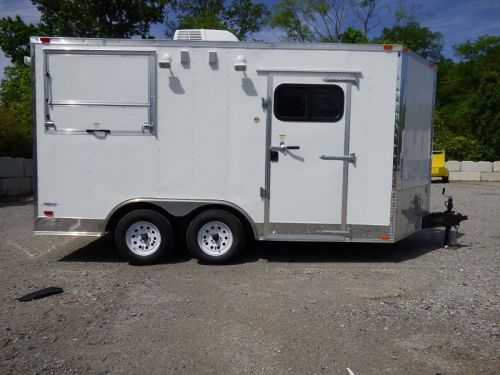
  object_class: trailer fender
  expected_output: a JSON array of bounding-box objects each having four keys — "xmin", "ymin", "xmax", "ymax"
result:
[{"xmin": 104, "ymin": 199, "xmax": 258, "ymax": 239}]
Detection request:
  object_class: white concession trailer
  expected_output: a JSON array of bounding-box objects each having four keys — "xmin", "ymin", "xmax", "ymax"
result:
[{"xmin": 31, "ymin": 30, "xmax": 438, "ymax": 264}]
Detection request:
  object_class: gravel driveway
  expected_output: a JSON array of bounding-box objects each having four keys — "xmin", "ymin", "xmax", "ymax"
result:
[{"xmin": 0, "ymin": 182, "xmax": 498, "ymax": 374}]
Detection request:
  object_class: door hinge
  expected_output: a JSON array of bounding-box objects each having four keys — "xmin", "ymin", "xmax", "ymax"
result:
[
  {"xmin": 261, "ymin": 97, "xmax": 270, "ymax": 111},
  {"xmin": 260, "ymin": 187, "xmax": 269, "ymax": 199}
]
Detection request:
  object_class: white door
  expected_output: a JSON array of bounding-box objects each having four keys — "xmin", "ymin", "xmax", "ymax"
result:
[{"xmin": 265, "ymin": 74, "xmax": 353, "ymax": 236}]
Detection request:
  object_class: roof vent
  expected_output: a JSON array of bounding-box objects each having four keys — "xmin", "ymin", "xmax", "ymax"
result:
[{"xmin": 173, "ymin": 29, "xmax": 238, "ymax": 42}]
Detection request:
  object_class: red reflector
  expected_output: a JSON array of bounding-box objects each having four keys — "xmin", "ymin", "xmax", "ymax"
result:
[
  {"xmin": 383, "ymin": 44, "xmax": 393, "ymax": 50},
  {"xmin": 40, "ymin": 37, "xmax": 50, "ymax": 43},
  {"xmin": 44, "ymin": 210, "xmax": 54, "ymax": 217}
]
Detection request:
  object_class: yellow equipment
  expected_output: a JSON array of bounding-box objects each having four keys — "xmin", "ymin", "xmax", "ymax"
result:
[{"xmin": 432, "ymin": 150, "xmax": 449, "ymax": 182}]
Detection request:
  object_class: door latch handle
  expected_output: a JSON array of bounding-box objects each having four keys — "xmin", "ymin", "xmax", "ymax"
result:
[
  {"xmin": 319, "ymin": 153, "xmax": 356, "ymax": 164},
  {"xmin": 86, "ymin": 129, "xmax": 111, "ymax": 134},
  {"xmin": 268, "ymin": 145, "xmax": 300, "ymax": 151}
]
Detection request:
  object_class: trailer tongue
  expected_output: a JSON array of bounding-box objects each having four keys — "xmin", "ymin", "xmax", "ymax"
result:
[{"xmin": 422, "ymin": 188, "xmax": 468, "ymax": 247}]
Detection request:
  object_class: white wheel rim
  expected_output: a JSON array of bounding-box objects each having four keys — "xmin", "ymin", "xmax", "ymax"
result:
[
  {"xmin": 125, "ymin": 221, "xmax": 161, "ymax": 256},
  {"xmin": 197, "ymin": 221, "xmax": 233, "ymax": 256}
]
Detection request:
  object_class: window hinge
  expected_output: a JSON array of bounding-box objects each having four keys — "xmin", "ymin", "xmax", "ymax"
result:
[
  {"xmin": 260, "ymin": 187, "xmax": 269, "ymax": 199},
  {"xmin": 142, "ymin": 123, "xmax": 154, "ymax": 134}
]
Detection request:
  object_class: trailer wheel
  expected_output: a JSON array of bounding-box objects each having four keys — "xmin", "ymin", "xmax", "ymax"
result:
[
  {"xmin": 186, "ymin": 210, "xmax": 245, "ymax": 264},
  {"xmin": 114, "ymin": 209, "xmax": 174, "ymax": 265}
]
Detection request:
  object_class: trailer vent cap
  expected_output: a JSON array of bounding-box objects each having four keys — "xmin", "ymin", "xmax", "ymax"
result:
[{"xmin": 173, "ymin": 29, "xmax": 238, "ymax": 42}]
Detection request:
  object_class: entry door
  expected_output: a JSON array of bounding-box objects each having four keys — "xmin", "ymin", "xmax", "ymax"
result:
[{"xmin": 266, "ymin": 74, "xmax": 352, "ymax": 236}]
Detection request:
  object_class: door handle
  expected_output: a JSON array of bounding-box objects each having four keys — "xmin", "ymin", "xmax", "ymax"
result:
[
  {"xmin": 86, "ymin": 129, "xmax": 111, "ymax": 134},
  {"xmin": 268, "ymin": 145, "xmax": 300, "ymax": 151}
]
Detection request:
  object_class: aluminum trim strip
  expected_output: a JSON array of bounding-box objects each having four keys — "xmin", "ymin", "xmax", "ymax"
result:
[
  {"xmin": 341, "ymin": 83, "xmax": 353, "ymax": 233},
  {"xmin": 31, "ymin": 44, "xmax": 39, "ymax": 223},
  {"xmin": 50, "ymin": 100, "xmax": 150, "ymax": 107},
  {"xmin": 263, "ymin": 74, "xmax": 273, "ymax": 235},
  {"xmin": 34, "ymin": 231, "xmax": 102, "ymax": 237},
  {"xmin": 31, "ymin": 37, "xmax": 405, "ymax": 53},
  {"xmin": 266, "ymin": 223, "xmax": 391, "ymax": 240},
  {"xmin": 35, "ymin": 217, "xmax": 105, "ymax": 234},
  {"xmin": 257, "ymin": 69, "xmax": 362, "ymax": 74},
  {"xmin": 44, "ymin": 129, "xmax": 153, "ymax": 136}
]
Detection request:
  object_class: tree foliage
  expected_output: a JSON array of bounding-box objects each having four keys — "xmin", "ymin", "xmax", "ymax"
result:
[
  {"xmin": 270, "ymin": 0, "xmax": 384, "ymax": 42},
  {"xmin": 168, "ymin": 0, "xmax": 268, "ymax": 40},
  {"xmin": 436, "ymin": 35, "xmax": 499, "ymax": 160},
  {"xmin": 0, "ymin": 64, "xmax": 32, "ymax": 127},
  {"xmin": 377, "ymin": 21, "xmax": 444, "ymax": 61},
  {"xmin": 0, "ymin": 16, "xmax": 40, "ymax": 65},
  {"xmin": 0, "ymin": 64, "xmax": 33, "ymax": 158},
  {"xmin": 33, "ymin": 0, "xmax": 168, "ymax": 38}
]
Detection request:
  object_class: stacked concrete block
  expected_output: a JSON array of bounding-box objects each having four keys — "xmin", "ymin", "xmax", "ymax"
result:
[
  {"xmin": 481, "ymin": 172, "xmax": 500, "ymax": 181},
  {"xmin": 445, "ymin": 160, "xmax": 461, "ymax": 172},
  {"xmin": 461, "ymin": 161, "xmax": 493, "ymax": 172},
  {"xmin": 445, "ymin": 160, "xmax": 500, "ymax": 181},
  {"xmin": 0, "ymin": 157, "xmax": 34, "ymax": 197},
  {"xmin": 449, "ymin": 171, "xmax": 481, "ymax": 181}
]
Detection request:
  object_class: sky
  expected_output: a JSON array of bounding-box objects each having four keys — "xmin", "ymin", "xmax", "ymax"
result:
[{"xmin": 1, "ymin": 0, "xmax": 499, "ymax": 79}]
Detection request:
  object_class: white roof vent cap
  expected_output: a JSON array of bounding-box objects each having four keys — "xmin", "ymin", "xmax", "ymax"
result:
[{"xmin": 173, "ymin": 29, "xmax": 238, "ymax": 42}]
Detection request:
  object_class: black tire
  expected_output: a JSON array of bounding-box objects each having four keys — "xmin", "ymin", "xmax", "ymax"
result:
[
  {"xmin": 114, "ymin": 209, "xmax": 174, "ymax": 265},
  {"xmin": 186, "ymin": 209, "xmax": 246, "ymax": 264},
  {"xmin": 442, "ymin": 176, "xmax": 449, "ymax": 183}
]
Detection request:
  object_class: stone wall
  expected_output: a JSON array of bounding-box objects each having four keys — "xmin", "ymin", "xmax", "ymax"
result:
[
  {"xmin": 0, "ymin": 157, "xmax": 34, "ymax": 197},
  {"xmin": 445, "ymin": 161, "xmax": 500, "ymax": 182}
]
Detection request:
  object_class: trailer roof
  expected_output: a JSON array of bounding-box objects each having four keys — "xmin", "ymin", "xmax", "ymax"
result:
[{"xmin": 30, "ymin": 37, "xmax": 432, "ymax": 67}]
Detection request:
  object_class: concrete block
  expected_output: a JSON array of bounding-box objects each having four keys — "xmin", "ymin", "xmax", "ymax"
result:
[
  {"xmin": 493, "ymin": 161, "xmax": 500, "ymax": 172},
  {"xmin": 445, "ymin": 160, "xmax": 461, "ymax": 172},
  {"xmin": 0, "ymin": 177, "xmax": 32, "ymax": 197},
  {"xmin": 480, "ymin": 172, "xmax": 500, "ymax": 182},
  {"xmin": 461, "ymin": 161, "xmax": 492, "ymax": 172},
  {"xmin": 0, "ymin": 157, "xmax": 25, "ymax": 178},
  {"xmin": 449, "ymin": 171, "xmax": 481, "ymax": 181},
  {"xmin": 24, "ymin": 159, "xmax": 34, "ymax": 177}
]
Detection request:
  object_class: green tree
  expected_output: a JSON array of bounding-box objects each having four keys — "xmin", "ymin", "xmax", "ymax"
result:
[
  {"xmin": 270, "ymin": 0, "xmax": 386, "ymax": 42},
  {"xmin": 33, "ymin": 0, "xmax": 168, "ymax": 38},
  {"xmin": 436, "ymin": 35, "xmax": 499, "ymax": 160},
  {"xmin": 270, "ymin": 0, "xmax": 349, "ymax": 42},
  {"xmin": 0, "ymin": 16, "xmax": 40, "ymax": 65},
  {"xmin": 169, "ymin": 0, "xmax": 268, "ymax": 40},
  {"xmin": 339, "ymin": 26, "xmax": 368, "ymax": 43},
  {"xmin": 377, "ymin": 21, "xmax": 444, "ymax": 61},
  {"xmin": 0, "ymin": 64, "xmax": 33, "ymax": 158},
  {"xmin": 0, "ymin": 64, "xmax": 32, "ymax": 127}
]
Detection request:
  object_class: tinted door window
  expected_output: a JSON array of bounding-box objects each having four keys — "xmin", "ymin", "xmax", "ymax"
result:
[{"xmin": 274, "ymin": 84, "xmax": 344, "ymax": 122}]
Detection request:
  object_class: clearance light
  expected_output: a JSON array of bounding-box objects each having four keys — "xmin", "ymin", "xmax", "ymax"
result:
[
  {"xmin": 380, "ymin": 234, "xmax": 390, "ymax": 241},
  {"xmin": 383, "ymin": 44, "xmax": 393, "ymax": 50},
  {"xmin": 40, "ymin": 37, "xmax": 50, "ymax": 43},
  {"xmin": 43, "ymin": 210, "xmax": 54, "ymax": 217}
]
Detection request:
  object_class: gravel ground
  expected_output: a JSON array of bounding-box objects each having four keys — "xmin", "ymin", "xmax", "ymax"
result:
[{"xmin": 0, "ymin": 182, "xmax": 498, "ymax": 375}]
